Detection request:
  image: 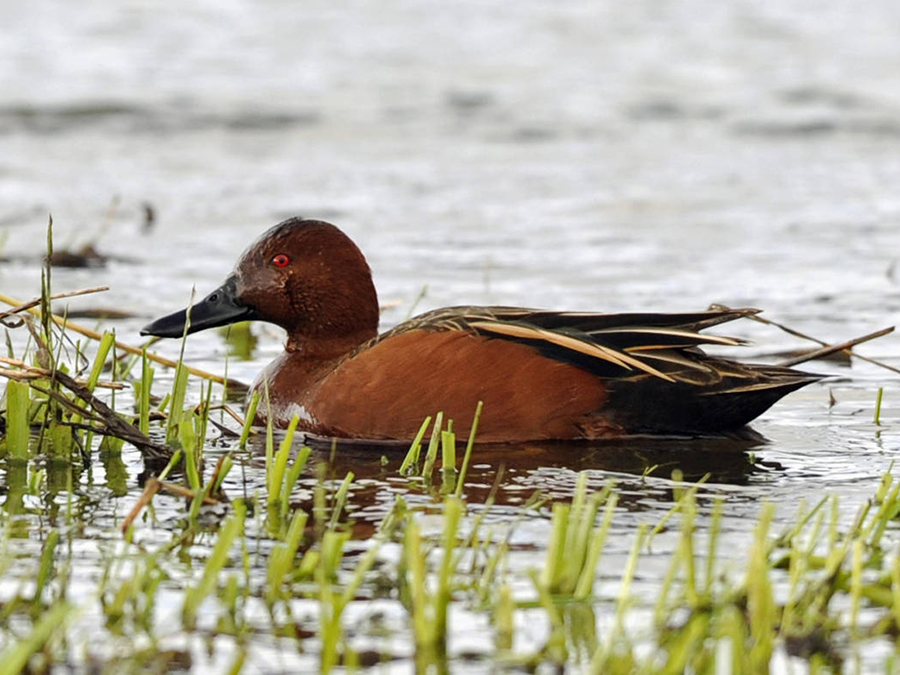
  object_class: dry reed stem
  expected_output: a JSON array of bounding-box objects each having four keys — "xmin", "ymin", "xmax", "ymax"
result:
[
  {"xmin": 121, "ymin": 477, "xmax": 162, "ymax": 533},
  {"xmin": 157, "ymin": 480, "xmax": 220, "ymax": 505},
  {"xmin": 0, "ymin": 355, "xmax": 124, "ymax": 389},
  {"xmin": 120, "ymin": 476, "xmax": 222, "ymax": 535},
  {"xmin": 711, "ymin": 303, "xmax": 899, "ymax": 374},
  {"xmin": 776, "ymin": 326, "xmax": 895, "ymax": 367},
  {"xmin": 0, "ymin": 286, "xmax": 109, "ymax": 324},
  {"xmin": 0, "ymin": 290, "xmax": 245, "ymax": 389},
  {"xmin": 207, "ymin": 455, "xmax": 232, "ymax": 500}
]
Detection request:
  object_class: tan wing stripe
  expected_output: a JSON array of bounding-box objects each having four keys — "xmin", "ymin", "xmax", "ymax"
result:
[
  {"xmin": 625, "ymin": 344, "xmax": 692, "ymax": 352},
  {"xmin": 591, "ymin": 326, "xmax": 746, "ymax": 346},
  {"xmin": 700, "ymin": 380, "xmax": 807, "ymax": 395},
  {"xmin": 470, "ymin": 321, "xmax": 676, "ymax": 382},
  {"xmin": 637, "ymin": 351, "xmax": 716, "ymax": 372},
  {"xmin": 470, "ymin": 322, "xmax": 631, "ymax": 367}
]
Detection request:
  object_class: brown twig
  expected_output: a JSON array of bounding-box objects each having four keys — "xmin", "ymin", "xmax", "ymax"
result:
[
  {"xmin": 0, "ymin": 286, "xmax": 110, "ymax": 325},
  {"xmin": 776, "ymin": 326, "xmax": 896, "ymax": 368},
  {"xmin": 157, "ymin": 480, "xmax": 220, "ymax": 505},
  {"xmin": 207, "ymin": 455, "xmax": 232, "ymax": 500},
  {"xmin": 711, "ymin": 303, "xmax": 899, "ymax": 374},
  {"xmin": 121, "ymin": 478, "xmax": 162, "ymax": 533},
  {"xmin": 0, "ymin": 355, "xmax": 125, "ymax": 389},
  {"xmin": 121, "ymin": 472, "xmax": 226, "ymax": 534},
  {"xmin": 0, "ymin": 290, "xmax": 247, "ymax": 390}
]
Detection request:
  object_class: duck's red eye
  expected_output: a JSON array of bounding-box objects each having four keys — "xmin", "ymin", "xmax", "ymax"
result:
[{"xmin": 272, "ymin": 254, "xmax": 290, "ymax": 267}]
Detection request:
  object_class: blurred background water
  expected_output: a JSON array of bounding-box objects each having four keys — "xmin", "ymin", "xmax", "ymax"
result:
[{"xmin": 2, "ymin": 0, "xmax": 900, "ymax": 669}]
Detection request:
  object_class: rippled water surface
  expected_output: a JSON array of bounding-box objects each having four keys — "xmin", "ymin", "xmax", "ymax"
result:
[{"xmin": 2, "ymin": 0, "xmax": 900, "ymax": 671}]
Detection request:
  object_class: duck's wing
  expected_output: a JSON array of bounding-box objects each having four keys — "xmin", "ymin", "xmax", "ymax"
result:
[
  {"xmin": 368, "ymin": 305, "xmax": 820, "ymax": 436},
  {"xmin": 384, "ymin": 305, "xmax": 774, "ymax": 386}
]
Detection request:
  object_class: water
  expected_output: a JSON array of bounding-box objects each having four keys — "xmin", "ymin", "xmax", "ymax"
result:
[{"xmin": 2, "ymin": 0, "xmax": 900, "ymax": 671}]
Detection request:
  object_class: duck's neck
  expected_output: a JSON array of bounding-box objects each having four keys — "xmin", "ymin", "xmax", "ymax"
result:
[{"xmin": 284, "ymin": 326, "xmax": 378, "ymax": 360}]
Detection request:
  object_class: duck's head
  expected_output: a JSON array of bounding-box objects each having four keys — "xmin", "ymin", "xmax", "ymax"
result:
[{"xmin": 142, "ymin": 218, "xmax": 379, "ymax": 353}]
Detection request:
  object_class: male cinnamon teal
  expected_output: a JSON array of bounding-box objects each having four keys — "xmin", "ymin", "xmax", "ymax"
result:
[{"xmin": 142, "ymin": 218, "xmax": 820, "ymax": 442}]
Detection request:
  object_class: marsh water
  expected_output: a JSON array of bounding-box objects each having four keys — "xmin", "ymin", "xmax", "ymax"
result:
[{"xmin": 2, "ymin": 0, "xmax": 900, "ymax": 671}]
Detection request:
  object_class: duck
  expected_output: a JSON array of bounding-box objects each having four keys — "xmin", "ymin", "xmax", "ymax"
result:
[{"xmin": 141, "ymin": 217, "xmax": 820, "ymax": 442}]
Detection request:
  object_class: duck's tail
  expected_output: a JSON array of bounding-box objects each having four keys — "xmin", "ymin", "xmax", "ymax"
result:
[{"xmin": 604, "ymin": 364, "xmax": 822, "ymax": 435}]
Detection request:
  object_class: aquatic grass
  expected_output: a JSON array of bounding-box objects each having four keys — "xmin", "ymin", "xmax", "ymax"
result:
[
  {"xmin": 317, "ymin": 530, "xmax": 351, "ymax": 670},
  {"xmin": 267, "ymin": 414, "xmax": 299, "ymax": 499},
  {"xmin": 238, "ymin": 391, "xmax": 259, "ymax": 449},
  {"xmin": 211, "ymin": 453, "xmax": 235, "ymax": 497},
  {"xmin": 494, "ymin": 583, "xmax": 515, "ymax": 653},
  {"xmin": 137, "ymin": 349, "xmax": 153, "ymax": 434},
  {"xmin": 401, "ymin": 409, "xmax": 475, "ymax": 493},
  {"xmin": 421, "ymin": 410, "xmax": 443, "ymax": 480},
  {"xmin": 400, "ymin": 415, "xmax": 432, "ymax": 474},
  {"xmin": 99, "ymin": 548, "xmax": 165, "ymax": 637},
  {"xmin": 182, "ymin": 500, "xmax": 246, "ymax": 630},
  {"xmin": 316, "ymin": 502, "xmax": 399, "ymax": 673},
  {"xmin": 440, "ymin": 423, "xmax": 457, "ymax": 493},
  {"xmin": 165, "ymin": 361, "xmax": 190, "ymax": 447},
  {"xmin": 11, "ymin": 455, "xmax": 900, "ymax": 672},
  {"xmin": 85, "ymin": 330, "xmax": 115, "ymax": 392},
  {"xmin": 454, "ymin": 400, "xmax": 483, "ymax": 497},
  {"xmin": 328, "ymin": 471, "xmax": 355, "ymax": 530},
  {"xmin": 402, "ymin": 496, "xmax": 464, "ymax": 670},
  {"xmin": 261, "ymin": 414, "xmax": 315, "ymax": 536},
  {"xmin": 266, "ymin": 509, "xmax": 309, "ymax": 602},
  {"xmin": 537, "ymin": 473, "xmax": 615, "ymax": 598},
  {"xmin": 875, "ymin": 386, "xmax": 884, "ymax": 425},
  {"xmin": 183, "ymin": 380, "xmax": 214, "ymax": 491},
  {"xmin": 34, "ymin": 530, "xmax": 61, "ymax": 607},
  {"xmin": 3, "ymin": 379, "xmax": 31, "ymax": 459},
  {"xmin": 280, "ymin": 448, "xmax": 309, "ymax": 517},
  {"xmin": 40, "ymin": 217, "xmax": 55, "ymax": 359},
  {"xmin": 0, "ymin": 602, "xmax": 73, "ymax": 675},
  {"xmin": 0, "ymin": 336, "xmax": 173, "ymax": 460},
  {"xmin": 746, "ymin": 504, "xmax": 777, "ymax": 669},
  {"xmin": 583, "ymin": 524, "xmax": 646, "ymax": 671}
]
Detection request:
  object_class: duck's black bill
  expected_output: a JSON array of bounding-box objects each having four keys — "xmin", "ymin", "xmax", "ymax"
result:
[{"xmin": 141, "ymin": 276, "xmax": 258, "ymax": 338}]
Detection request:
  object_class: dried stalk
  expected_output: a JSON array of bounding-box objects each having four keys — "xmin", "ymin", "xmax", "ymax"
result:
[
  {"xmin": 776, "ymin": 326, "xmax": 895, "ymax": 368},
  {"xmin": 0, "ymin": 286, "xmax": 109, "ymax": 326},
  {"xmin": 0, "ymin": 290, "xmax": 246, "ymax": 390},
  {"xmin": 120, "ymin": 478, "xmax": 162, "ymax": 533},
  {"xmin": 0, "ymin": 355, "xmax": 124, "ymax": 389},
  {"xmin": 710, "ymin": 303, "xmax": 898, "ymax": 374}
]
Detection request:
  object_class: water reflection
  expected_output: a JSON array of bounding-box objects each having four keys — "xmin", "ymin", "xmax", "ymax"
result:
[
  {"xmin": 293, "ymin": 430, "xmax": 763, "ymax": 478},
  {"xmin": 230, "ymin": 430, "xmax": 770, "ymax": 539}
]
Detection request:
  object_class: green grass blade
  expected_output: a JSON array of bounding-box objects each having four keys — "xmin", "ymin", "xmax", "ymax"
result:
[
  {"xmin": 400, "ymin": 415, "xmax": 432, "ymax": 474},
  {"xmin": 0, "ymin": 602, "xmax": 72, "ymax": 675},
  {"xmin": 182, "ymin": 500, "xmax": 246, "ymax": 628},
  {"xmin": 139, "ymin": 348, "xmax": 153, "ymax": 435},
  {"xmin": 454, "ymin": 400, "xmax": 483, "ymax": 497},
  {"xmin": 239, "ymin": 391, "xmax": 260, "ymax": 449},
  {"xmin": 421, "ymin": 411, "xmax": 443, "ymax": 480},
  {"xmin": 269, "ymin": 414, "xmax": 299, "ymax": 498},
  {"xmin": 5, "ymin": 379, "xmax": 31, "ymax": 458}
]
